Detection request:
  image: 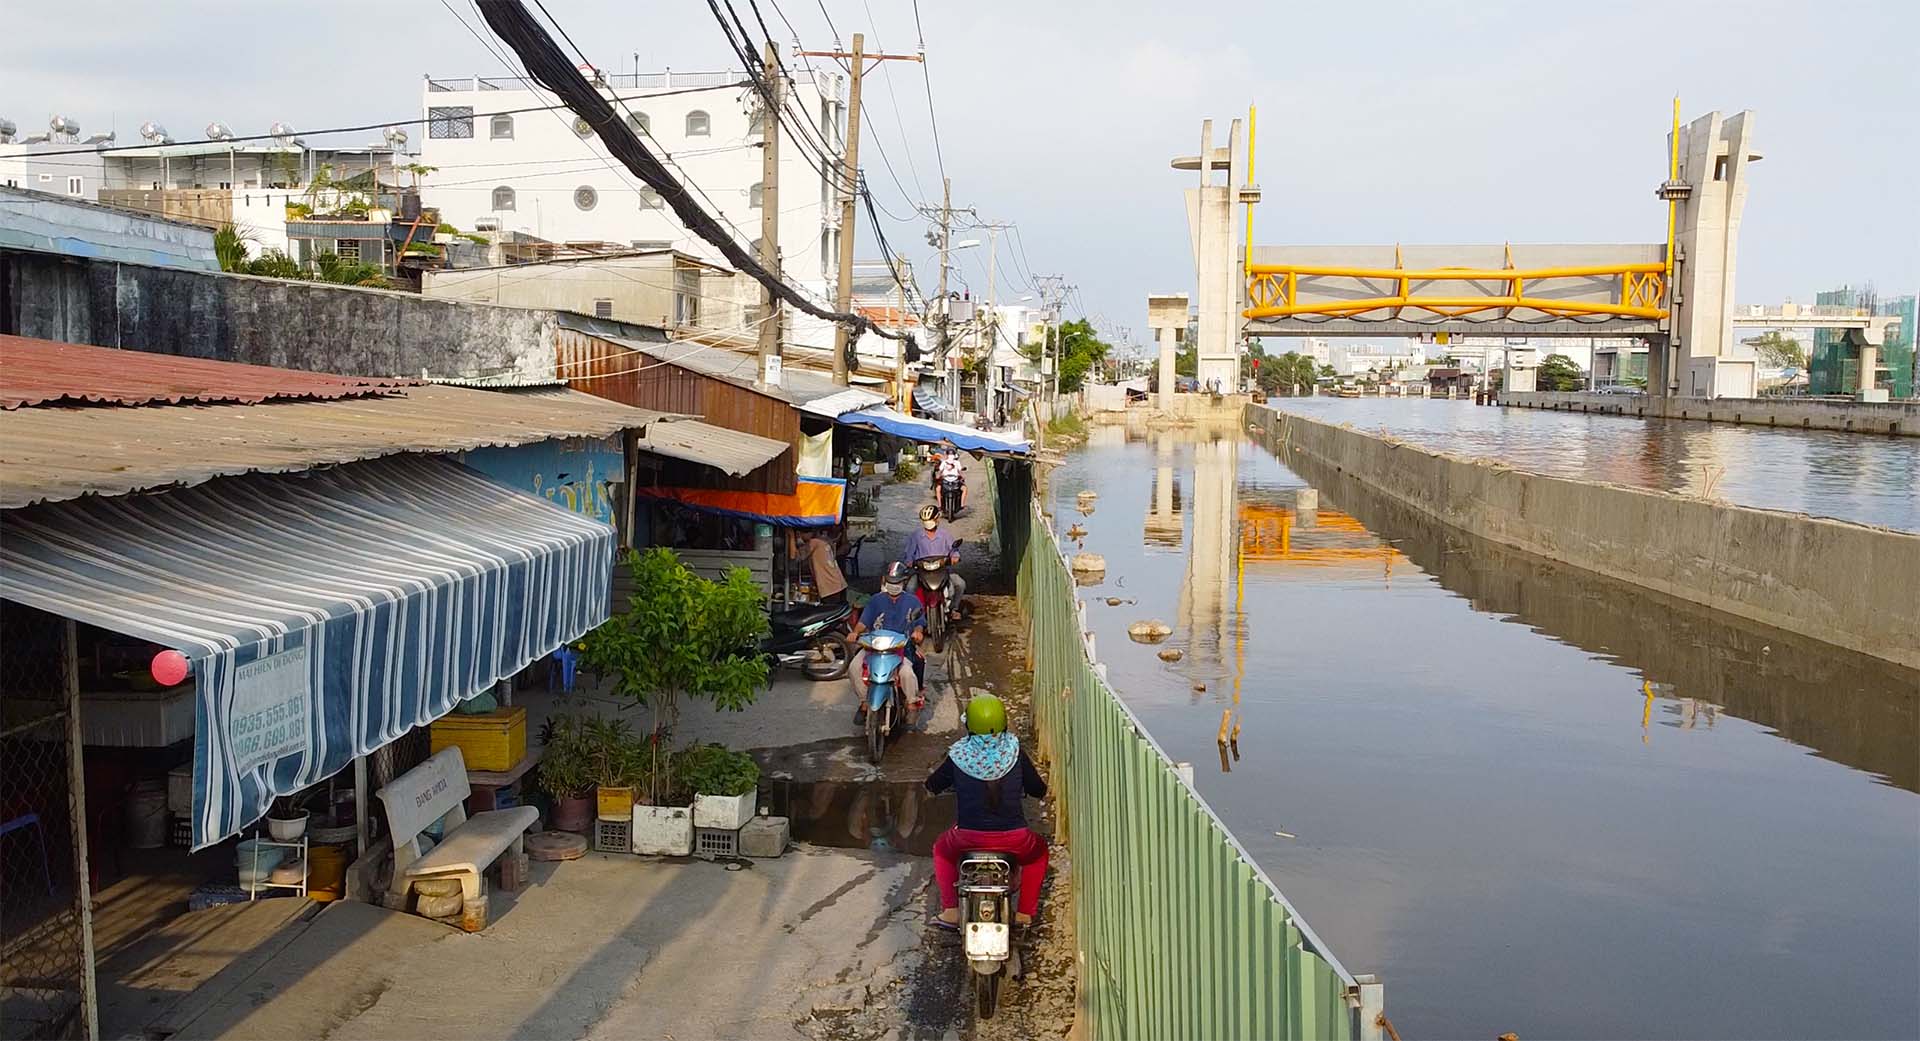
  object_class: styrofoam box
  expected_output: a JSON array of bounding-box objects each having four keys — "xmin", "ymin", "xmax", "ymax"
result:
[
  {"xmin": 632, "ymin": 805, "xmax": 693, "ymax": 856},
  {"xmin": 692, "ymin": 792, "xmax": 756, "ymax": 831}
]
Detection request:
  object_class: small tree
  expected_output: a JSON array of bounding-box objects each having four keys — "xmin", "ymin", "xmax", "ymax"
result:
[
  {"xmin": 1745, "ymin": 330, "xmax": 1805, "ymax": 368},
  {"xmin": 581, "ymin": 547, "xmax": 769, "ymax": 750},
  {"xmin": 213, "ymin": 225, "xmax": 252, "ymax": 272},
  {"xmin": 1537, "ymin": 353, "xmax": 1586, "ymax": 392}
]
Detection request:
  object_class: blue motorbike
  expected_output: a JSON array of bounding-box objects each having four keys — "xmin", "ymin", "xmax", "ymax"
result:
[{"xmin": 859, "ymin": 629, "xmax": 912, "ymax": 764}]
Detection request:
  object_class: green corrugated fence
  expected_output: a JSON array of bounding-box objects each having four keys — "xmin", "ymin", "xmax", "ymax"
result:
[{"xmin": 1020, "ymin": 501, "xmax": 1383, "ymax": 1040}]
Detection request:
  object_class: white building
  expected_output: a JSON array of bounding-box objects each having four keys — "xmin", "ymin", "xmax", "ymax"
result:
[
  {"xmin": 2, "ymin": 114, "xmax": 409, "ymax": 260},
  {"xmin": 417, "ymin": 69, "xmax": 846, "ymax": 348},
  {"xmin": 1330, "ymin": 342, "xmax": 1424, "ymax": 377}
]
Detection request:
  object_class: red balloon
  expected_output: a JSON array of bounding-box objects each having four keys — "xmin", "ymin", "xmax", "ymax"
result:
[{"xmin": 151, "ymin": 649, "xmax": 191, "ymax": 687}]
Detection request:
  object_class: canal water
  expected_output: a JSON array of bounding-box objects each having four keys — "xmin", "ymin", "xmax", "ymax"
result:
[
  {"xmin": 1266, "ymin": 396, "xmax": 1920, "ymax": 530},
  {"xmin": 1050, "ymin": 419, "xmax": 1920, "ymax": 1040}
]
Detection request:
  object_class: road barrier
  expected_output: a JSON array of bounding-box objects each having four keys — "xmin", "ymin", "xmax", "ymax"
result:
[{"xmin": 1019, "ymin": 502, "xmax": 1381, "ymax": 1040}]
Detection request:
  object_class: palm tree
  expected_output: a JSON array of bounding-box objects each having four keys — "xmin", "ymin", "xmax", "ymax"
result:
[{"xmin": 213, "ymin": 225, "xmax": 252, "ymax": 272}]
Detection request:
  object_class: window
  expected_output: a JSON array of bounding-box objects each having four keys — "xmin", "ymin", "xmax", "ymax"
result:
[
  {"xmin": 4, "ymin": 178, "xmax": 16, "ymax": 188},
  {"xmin": 573, "ymin": 185, "xmax": 598, "ymax": 211},
  {"xmin": 428, "ymin": 106, "xmax": 474, "ymax": 139},
  {"xmin": 685, "ymin": 110, "xmax": 711, "ymax": 136},
  {"xmin": 490, "ymin": 114, "xmax": 515, "ymax": 139},
  {"xmin": 749, "ymin": 182, "xmax": 763, "ymax": 208},
  {"xmin": 572, "ymin": 116, "xmax": 595, "ymax": 139},
  {"xmin": 67, "ymin": 176, "xmax": 83, "ymax": 196},
  {"xmin": 627, "ymin": 112, "xmax": 650, "ymax": 136},
  {"xmin": 638, "ymin": 187, "xmax": 663, "ymax": 209},
  {"xmin": 593, "ymin": 299, "xmax": 614, "ymax": 319},
  {"xmin": 491, "ymin": 185, "xmax": 516, "ymax": 211},
  {"xmin": 336, "ymin": 239, "xmax": 361, "ymax": 261}
]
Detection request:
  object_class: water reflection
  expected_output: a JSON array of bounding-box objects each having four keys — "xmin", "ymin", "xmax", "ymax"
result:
[
  {"xmin": 1268, "ymin": 397, "xmax": 1920, "ymax": 530},
  {"xmin": 1267, "ymin": 432, "xmax": 1920, "ymax": 792},
  {"xmin": 1052, "ymin": 422, "xmax": 1920, "ymax": 1039}
]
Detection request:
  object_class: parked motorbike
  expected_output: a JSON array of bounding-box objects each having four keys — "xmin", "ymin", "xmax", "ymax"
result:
[
  {"xmin": 858, "ymin": 629, "xmax": 912, "ymax": 763},
  {"xmin": 940, "ymin": 472, "xmax": 965, "ymax": 522},
  {"xmin": 912, "ymin": 539, "xmax": 962, "ymax": 652},
  {"xmin": 957, "ymin": 851, "xmax": 1022, "ymax": 1019},
  {"xmin": 762, "ymin": 601, "xmax": 852, "ymax": 681}
]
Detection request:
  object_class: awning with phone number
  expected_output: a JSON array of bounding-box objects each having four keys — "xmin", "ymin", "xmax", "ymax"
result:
[{"xmin": 0, "ymin": 455, "xmax": 612, "ymax": 848}]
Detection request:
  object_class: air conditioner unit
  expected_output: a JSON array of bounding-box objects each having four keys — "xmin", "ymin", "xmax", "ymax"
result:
[{"xmin": 474, "ymin": 217, "xmax": 501, "ymax": 231}]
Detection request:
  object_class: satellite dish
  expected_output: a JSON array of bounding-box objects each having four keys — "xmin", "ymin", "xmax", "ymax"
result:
[{"xmin": 204, "ymin": 121, "xmax": 234, "ymax": 141}]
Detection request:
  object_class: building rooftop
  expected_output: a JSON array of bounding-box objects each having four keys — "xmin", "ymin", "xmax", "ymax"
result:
[
  {"xmin": 0, "ymin": 336, "xmax": 784, "ymax": 507},
  {"xmin": 0, "ymin": 335, "xmax": 412, "ymax": 409}
]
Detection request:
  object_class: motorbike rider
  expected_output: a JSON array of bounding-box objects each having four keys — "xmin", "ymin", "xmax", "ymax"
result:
[
  {"xmin": 901, "ymin": 504, "xmax": 966, "ymax": 621},
  {"xmin": 848, "ymin": 561, "xmax": 925, "ymax": 722},
  {"xmin": 935, "ymin": 451, "xmax": 966, "ymax": 510},
  {"xmin": 926, "ymin": 695, "xmax": 1048, "ymax": 928}
]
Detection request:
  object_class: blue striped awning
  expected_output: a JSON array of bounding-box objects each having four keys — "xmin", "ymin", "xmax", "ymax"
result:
[{"xmin": 0, "ymin": 455, "xmax": 612, "ymax": 848}]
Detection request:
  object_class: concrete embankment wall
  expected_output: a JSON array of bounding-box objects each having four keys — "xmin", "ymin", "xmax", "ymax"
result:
[
  {"xmin": 1251, "ymin": 405, "xmax": 1920, "ymax": 670},
  {"xmin": 1500, "ymin": 390, "xmax": 1920, "ymax": 437}
]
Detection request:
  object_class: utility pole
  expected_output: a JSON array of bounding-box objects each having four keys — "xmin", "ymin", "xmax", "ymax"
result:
[
  {"xmin": 895, "ymin": 258, "xmax": 911, "ymax": 412},
  {"xmin": 799, "ymin": 34, "xmax": 923, "ymax": 386},
  {"xmin": 756, "ymin": 39, "xmax": 783, "ymax": 387}
]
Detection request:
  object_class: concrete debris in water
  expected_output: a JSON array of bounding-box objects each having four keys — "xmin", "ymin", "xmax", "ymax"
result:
[
  {"xmin": 1157, "ymin": 648, "xmax": 1184, "ymax": 662},
  {"xmin": 1127, "ymin": 620, "xmax": 1173, "ymax": 643},
  {"xmin": 1192, "ymin": 682, "xmax": 1207, "ymax": 692},
  {"xmin": 1070, "ymin": 552, "xmax": 1106, "ymax": 573},
  {"xmin": 1076, "ymin": 490, "xmax": 1098, "ymax": 501},
  {"xmin": 1066, "ymin": 524, "xmax": 1087, "ymax": 539},
  {"xmin": 1105, "ymin": 597, "xmax": 1136, "ymax": 607}
]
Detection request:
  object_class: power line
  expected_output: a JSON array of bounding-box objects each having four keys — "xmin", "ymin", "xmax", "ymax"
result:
[
  {"xmin": 476, "ymin": 0, "xmax": 902, "ymax": 340},
  {"xmin": 910, "ymin": 0, "xmax": 948, "ymax": 183},
  {"xmin": 8, "ymin": 83, "xmax": 749, "ymax": 161}
]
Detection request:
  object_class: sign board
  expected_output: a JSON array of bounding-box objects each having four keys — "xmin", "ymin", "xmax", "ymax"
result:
[
  {"xmin": 763, "ymin": 355, "xmax": 783, "ymax": 387},
  {"xmin": 229, "ymin": 645, "xmax": 311, "ymax": 773}
]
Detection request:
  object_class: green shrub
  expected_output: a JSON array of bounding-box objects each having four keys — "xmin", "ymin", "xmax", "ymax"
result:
[{"xmin": 675, "ymin": 743, "xmax": 760, "ymax": 797}]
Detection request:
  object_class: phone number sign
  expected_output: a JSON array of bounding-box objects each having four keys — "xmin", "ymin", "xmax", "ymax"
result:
[{"xmin": 230, "ymin": 646, "xmax": 312, "ymax": 773}]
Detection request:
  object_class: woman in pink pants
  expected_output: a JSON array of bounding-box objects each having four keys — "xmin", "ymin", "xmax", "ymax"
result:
[{"xmin": 926, "ymin": 695, "xmax": 1049, "ymax": 927}]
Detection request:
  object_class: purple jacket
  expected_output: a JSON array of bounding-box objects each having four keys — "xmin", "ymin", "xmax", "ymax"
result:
[{"xmin": 902, "ymin": 527, "xmax": 958, "ymax": 564}]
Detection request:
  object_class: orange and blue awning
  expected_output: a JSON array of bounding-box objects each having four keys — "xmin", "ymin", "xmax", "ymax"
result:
[
  {"xmin": 635, "ymin": 475, "xmax": 846, "ymax": 527},
  {"xmin": 834, "ymin": 406, "xmax": 1030, "ymax": 457}
]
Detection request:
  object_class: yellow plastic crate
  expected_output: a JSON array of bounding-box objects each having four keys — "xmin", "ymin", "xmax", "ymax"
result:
[{"xmin": 430, "ymin": 706, "xmax": 527, "ymax": 773}]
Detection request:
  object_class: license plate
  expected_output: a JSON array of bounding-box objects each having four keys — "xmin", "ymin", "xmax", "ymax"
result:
[{"xmin": 965, "ymin": 921, "xmax": 1010, "ymax": 960}]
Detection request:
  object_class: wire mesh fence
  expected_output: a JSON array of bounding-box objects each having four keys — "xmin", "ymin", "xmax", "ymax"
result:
[{"xmin": 1, "ymin": 604, "xmax": 92, "ymax": 1040}]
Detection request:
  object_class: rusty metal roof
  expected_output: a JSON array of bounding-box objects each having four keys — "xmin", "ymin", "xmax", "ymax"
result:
[
  {"xmin": 0, "ymin": 335, "xmax": 413, "ymax": 410},
  {"xmin": 636, "ymin": 416, "xmax": 788, "ymax": 477},
  {"xmin": 0, "ymin": 384, "xmax": 679, "ymax": 508}
]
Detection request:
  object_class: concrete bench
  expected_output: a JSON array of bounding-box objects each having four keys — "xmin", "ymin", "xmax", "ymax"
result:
[{"xmin": 377, "ymin": 746, "xmax": 538, "ymax": 931}]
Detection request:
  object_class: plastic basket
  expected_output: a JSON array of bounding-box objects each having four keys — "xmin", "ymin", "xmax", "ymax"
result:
[
  {"xmin": 594, "ymin": 817, "xmax": 634, "ymax": 855},
  {"xmin": 694, "ymin": 827, "xmax": 739, "ymax": 859}
]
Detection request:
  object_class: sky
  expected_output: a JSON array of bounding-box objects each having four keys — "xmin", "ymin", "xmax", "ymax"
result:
[{"xmin": 7, "ymin": 0, "xmax": 1916, "ymax": 346}]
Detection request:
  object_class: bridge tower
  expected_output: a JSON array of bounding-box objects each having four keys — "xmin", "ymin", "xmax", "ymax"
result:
[
  {"xmin": 1173, "ymin": 119, "xmax": 1250, "ymax": 394},
  {"xmin": 1657, "ymin": 109, "xmax": 1761, "ymax": 398}
]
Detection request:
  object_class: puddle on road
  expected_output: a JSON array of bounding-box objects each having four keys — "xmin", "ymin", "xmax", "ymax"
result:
[{"xmin": 761, "ymin": 775, "xmax": 956, "ymax": 856}]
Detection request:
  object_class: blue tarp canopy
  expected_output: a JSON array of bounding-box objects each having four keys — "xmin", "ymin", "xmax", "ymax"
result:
[
  {"xmin": 0, "ymin": 455, "xmax": 612, "ymax": 848},
  {"xmin": 835, "ymin": 406, "xmax": 1030, "ymax": 457}
]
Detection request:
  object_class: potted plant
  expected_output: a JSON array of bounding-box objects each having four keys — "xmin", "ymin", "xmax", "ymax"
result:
[
  {"xmin": 537, "ymin": 714, "xmax": 595, "ymax": 833},
  {"xmin": 583, "ymin": 717, "xmax": 644, "ymax": 821},
  {"xmin": 267, "ymin": 794, "xmax": 310, "ymax": 841},
  {"xmin": 630, "ymin": 738, "xmax": 694, "ymax": 855},
  {"xmin": 678, "ymin": 744, "xmax": 761, "ymax": 831}
]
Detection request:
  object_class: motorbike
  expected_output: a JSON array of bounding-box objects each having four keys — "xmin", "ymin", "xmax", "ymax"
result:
[
  {"xmin": 957, "ymin": 851, "xmax": 1022, "ymax": 1019},
  {"xmin": 761, "ymin": 601, "xmax": 852, "ymax": 681},
  {"xmin": 940, "ymin": 471, "xmax": 965, "ymax": 522},
  {"xmin": 912, "ymin": 539, "xmax": 962, "ymax": 652},
  {"xmin": 858, "ymin": 629, "xmax": 912, "ymax": 763}
]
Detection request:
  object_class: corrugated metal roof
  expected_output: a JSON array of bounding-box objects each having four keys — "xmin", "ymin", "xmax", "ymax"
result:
[
  {"xmin": 0, "ymin": 384, "xmax": 673, "ymax": 508},
  {"xmin": 1, "ymin": 336, "xmax": 413, "ymax": 410},
  {"xmin": 637, "ymin": 416, "xmax": 788, "ymax": 477},
  {"xmin": 603, "ymin": 337, "xmax": 887, "ymax": 414}
]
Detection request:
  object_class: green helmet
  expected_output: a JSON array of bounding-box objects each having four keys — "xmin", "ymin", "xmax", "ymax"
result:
[{"xmin": 965, "ymin": 695, "xmax": 1007, "ymax": 735}]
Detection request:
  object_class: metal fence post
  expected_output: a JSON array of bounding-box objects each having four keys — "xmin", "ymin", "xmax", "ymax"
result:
[
  {"xmin": 62, "ymin": 618, "xmax": 100, "ymax": 1041},
  {"xmin": 1355, "ymin": 975, "xmax": 1386, "ymax": 1041}
]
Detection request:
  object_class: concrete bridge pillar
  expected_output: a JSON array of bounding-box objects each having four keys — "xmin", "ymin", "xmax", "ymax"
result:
[
  {"xmin": 1147, "ymin": 294, "xmax": 1190, "ymax": 410},
  {"xmin": 1660, "ymin": 110, "xmax": 1760, "ymax": 398},
  {"xmin": 1173, "ymin": 119, "xmax": 1245, "ymax": 395}
]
